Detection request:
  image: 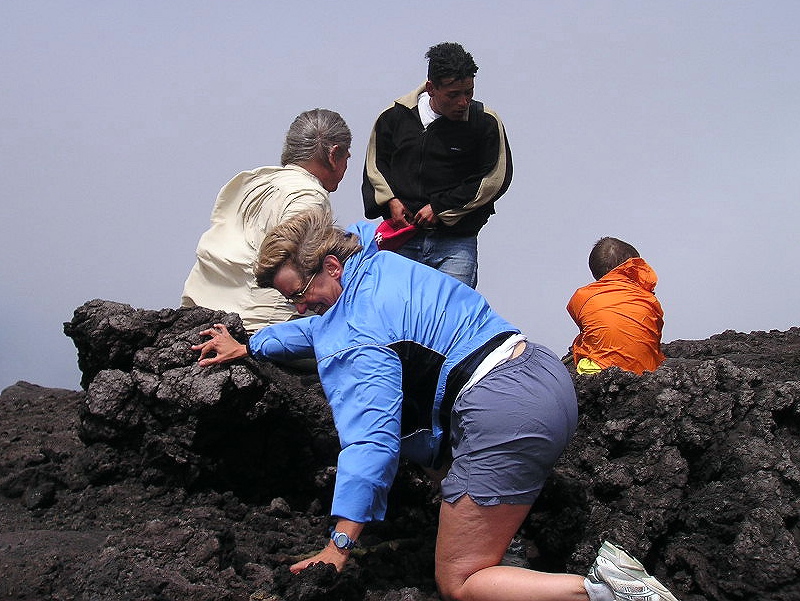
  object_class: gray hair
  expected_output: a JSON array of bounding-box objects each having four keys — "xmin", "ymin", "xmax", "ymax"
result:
[{"xmin": 280, "ymin": 108, "xmax": 352, "ymax": 166}]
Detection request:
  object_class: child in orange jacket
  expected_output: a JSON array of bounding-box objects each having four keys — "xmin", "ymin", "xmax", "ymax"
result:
[{"xmin": 567, "ymin": 237, "xmax": 665, "ymax": 375}]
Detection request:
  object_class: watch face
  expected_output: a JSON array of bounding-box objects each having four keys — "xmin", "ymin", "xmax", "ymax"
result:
[{"xmin": 332, "ymin": 532, "xmax": 354, "ymax": 549}]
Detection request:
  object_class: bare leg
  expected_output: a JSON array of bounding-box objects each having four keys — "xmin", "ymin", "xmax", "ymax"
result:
[{"xmin": 435, "ymin": 495, "xmax": 588, "ymax": 601}]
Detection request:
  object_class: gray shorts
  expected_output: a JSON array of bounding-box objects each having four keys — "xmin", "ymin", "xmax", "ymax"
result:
[{"xmin": 440, "ymin": 342, "xmax": 578, "ymax": 506}]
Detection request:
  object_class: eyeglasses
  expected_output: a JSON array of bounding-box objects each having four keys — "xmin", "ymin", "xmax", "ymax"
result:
[{"xmin": 285, "ymin": 272, "xmax": 316, "ymax": 304}]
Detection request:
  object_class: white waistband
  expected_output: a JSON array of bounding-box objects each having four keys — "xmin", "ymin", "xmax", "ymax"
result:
[{"xmin": 457, "ymin": 333, "xmax": 527, "ymax": 398}]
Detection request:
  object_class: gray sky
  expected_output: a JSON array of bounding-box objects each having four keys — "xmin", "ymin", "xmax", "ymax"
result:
[{"xmin": 2, "ymin": 1, "xmax": 798, "ymax": 390}]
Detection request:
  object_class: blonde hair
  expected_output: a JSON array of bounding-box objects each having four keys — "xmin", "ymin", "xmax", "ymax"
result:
[{"xmin": 255, "ymin": 208, "xmax": 363, "ymax": 287}]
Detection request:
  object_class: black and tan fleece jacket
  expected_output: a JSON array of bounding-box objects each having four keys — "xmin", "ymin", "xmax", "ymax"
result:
[{"xmin": 362, "ymin": 83, "xmax": 513, "ymax": 237}]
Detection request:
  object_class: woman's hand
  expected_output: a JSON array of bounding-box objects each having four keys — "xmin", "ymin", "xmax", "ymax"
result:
[
  {"xmin": 191, "ymin": 323, "xmax": 249, "ymax": 366},
  {"xmin": 290, "ymin": 543, "xmax": 349, "ymax": 574},
  {"xmin": 290, "ymin": 519, "xmax": 363, "ymax": 574}
]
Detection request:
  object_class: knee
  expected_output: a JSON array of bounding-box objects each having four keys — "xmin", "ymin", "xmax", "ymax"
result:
[{"xmin": 435, "ymin": 571, "xmax": 467, "ymax": 601}]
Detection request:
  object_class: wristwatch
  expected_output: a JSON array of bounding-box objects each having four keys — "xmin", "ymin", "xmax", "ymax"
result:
[{"xmin": 330, "ymin": 530, "xmax": 357, "ymax": 550}]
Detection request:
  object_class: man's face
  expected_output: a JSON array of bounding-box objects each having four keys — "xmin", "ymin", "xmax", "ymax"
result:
[
  {"xmin": 328, "ymin": 148, "xmax": 351, "ymax": 192},
  {"xmin": 321, "ymin": 147, "xmax": 350, "ymax": 192},
  {"xmin": 426, "ymin": 77, "xmax": 474, "ymax": 121}
]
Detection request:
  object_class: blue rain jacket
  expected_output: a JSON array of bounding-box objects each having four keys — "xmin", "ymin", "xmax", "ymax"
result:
[{"xmin": 248, "ymin": 221, "xmax": 518, "ymax": 522}]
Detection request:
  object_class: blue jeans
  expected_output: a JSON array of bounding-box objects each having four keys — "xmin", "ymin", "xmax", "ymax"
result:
[{"xmin": 395, "ymin": 231, "xmax": 478, "ymax": 288}]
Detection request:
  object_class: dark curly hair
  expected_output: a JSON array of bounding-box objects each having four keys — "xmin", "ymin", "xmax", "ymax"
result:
[{"xmin": 425, "ymin": 42, "xmax": 479, "ymax": 86}]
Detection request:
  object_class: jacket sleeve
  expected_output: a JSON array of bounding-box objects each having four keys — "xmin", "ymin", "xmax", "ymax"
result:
[
  {"xmin": 277, "ymin": 189, "xmax": 330, "ymax": 223},
  {"xmin": 566, "ymin": 288, "xmax": 586, "ymax": 328},
  {"xmin": 433, "ymin": 108, "xmax": 513, "ymax": 226},
  {"xmin": 244, "ymin": 189, "xmax": 330, "ymax": 256},
  {"xmin": 319, "ymin": 345, "xmax": 403, "ymax": 523},
  {"xmin": 247, "ymin": 318, "xmax": 317, "ymax": 361},
  {"xmin": 362, "ymin": 107, "xmax": 398, "ymax": 220}
]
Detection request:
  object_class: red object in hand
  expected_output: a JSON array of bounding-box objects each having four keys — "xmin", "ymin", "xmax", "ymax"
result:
[{"xmin": 374, "ymin": 220, "xmax": 418, "ymax": 251}]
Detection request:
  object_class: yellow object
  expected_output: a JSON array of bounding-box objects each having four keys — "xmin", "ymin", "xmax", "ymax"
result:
[{"xmin": 576, "ymin": 358, "xmax": 603, "ymax": 375}]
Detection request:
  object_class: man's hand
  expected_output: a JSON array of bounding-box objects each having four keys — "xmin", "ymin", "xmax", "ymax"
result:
[
  {"xmin": 388, "ymin": 197, "xmax": 412, "ymax": 227},
  {"xmin": 413, "ymin": 204, "xmax": 439, "ymax": 228},
  {"xmin": 191, "ymin": 324, "xmax": 249, "ymax": 366}
]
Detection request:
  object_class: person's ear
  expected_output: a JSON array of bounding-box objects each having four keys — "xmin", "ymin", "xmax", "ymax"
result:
[
  {"xmin": 327, "ymin": 145, "xmax": 340, "ymax": 170},
  {"xmin": 322, "ymin": 255, "xmax": 343, "ymax": 279}
]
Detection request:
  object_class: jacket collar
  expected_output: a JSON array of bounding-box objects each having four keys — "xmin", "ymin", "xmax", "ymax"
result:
[
  {"xmin": 601, "ymin": 257, "xmax": 658, "ymax": 292},
  {"xmin": 395, "ymin": 82, "xmax": 472, "ymax": 122}
]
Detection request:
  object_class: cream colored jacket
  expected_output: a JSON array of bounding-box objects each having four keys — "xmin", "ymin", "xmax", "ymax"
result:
[{"xmin": 181, "ymin": 164, "xmax": 329, "ymax": 332}]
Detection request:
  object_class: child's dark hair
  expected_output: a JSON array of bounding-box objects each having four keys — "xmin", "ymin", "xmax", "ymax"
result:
[{"xmin": 588, "ymin": 237, "xmax": 640, "ymax": 280}]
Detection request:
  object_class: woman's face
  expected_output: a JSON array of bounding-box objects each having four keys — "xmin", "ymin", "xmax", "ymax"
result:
[{"xmin": 273, "ymin": 258, "xmax": 343, "ymax": 316}]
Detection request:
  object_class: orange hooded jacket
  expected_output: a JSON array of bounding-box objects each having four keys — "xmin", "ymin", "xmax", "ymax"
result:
[{"xmin": 567, "ymin": 257, "xmax": 665, "ymax": 374}]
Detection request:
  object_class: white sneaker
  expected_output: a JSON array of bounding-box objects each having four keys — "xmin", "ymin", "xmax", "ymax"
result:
[{"xmin": 587, "ymin": 541, "xmax": 679, "ymax": 601}]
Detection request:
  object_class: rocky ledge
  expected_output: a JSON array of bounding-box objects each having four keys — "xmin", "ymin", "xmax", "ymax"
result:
[{"xmin": 1, "ymin": 299, "xmax": 799, "ymax": 600}]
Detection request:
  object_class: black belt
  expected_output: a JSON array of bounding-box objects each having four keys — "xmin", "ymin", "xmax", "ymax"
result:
[{"xmin": 438, "ymin": 331, "xmax": 517, "ymax": 437}]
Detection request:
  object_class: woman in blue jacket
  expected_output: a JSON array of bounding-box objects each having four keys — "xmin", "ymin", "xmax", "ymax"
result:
[{"xmin": 192, "ymin": 209, "xmax": 679, "ymax": 601}]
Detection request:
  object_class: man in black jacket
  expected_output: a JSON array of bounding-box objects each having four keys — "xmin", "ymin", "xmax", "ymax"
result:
[{"xmin": 362, "ymin": 42, "xmax": 513, "ymax": 288}]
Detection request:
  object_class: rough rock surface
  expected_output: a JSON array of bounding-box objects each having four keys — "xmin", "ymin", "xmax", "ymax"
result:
[{"xmin": 1, "ymin": 299, "xmax": 799, "ymax": 600}]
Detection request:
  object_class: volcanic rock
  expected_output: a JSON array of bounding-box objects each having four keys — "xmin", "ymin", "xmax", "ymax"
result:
[{"xmin": 0, "ymin": 300, "xmax": 798, "ymax": 600}]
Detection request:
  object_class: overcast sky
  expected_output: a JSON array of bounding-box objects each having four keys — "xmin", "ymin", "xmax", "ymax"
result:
[{"xmin": 2, "ymin": 1, "xmax": 798, "ymax": 391}]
